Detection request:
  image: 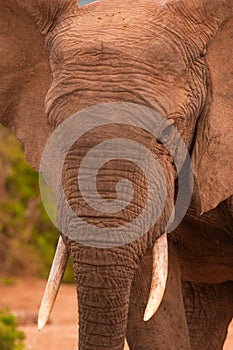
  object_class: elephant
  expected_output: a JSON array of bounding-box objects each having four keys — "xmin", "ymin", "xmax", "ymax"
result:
[{"xmin": 0, "ymin": 0, "xmax": 233, "ymax": 349}]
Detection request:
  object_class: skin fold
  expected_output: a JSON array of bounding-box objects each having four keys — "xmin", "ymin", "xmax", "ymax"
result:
[{"xmin": 0, "ymin": 0, "xmax": 233, "ymax": 349}]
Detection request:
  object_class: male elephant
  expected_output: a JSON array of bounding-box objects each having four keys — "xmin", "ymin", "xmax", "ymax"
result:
[{"xmin": 0, "ymin": 0, "xmax": 233, "ymax": 349}]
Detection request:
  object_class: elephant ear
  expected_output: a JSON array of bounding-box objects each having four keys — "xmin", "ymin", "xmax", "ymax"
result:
[
  {"xmin": 192, "ymin": 18, "xmax": 233, "ymax": 214},
  {"xmin": 0, "ymin": 0, "xmax": 78, "ymax": 170},
  {"xmin": 0, "ymin": 0, "xmax": 51, "ymax": 170}
]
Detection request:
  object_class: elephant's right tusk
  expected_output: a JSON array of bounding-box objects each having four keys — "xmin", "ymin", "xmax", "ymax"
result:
[
  {"xmin": 38, "ymin": 236, "xmax": 69, "ymax": 331},
  {"xmin": 144, "ymin": 233, "xmax": 168, "ymax": 322}
]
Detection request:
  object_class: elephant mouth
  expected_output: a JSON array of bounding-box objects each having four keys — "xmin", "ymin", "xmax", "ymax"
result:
[{"xmin": 37, "ymin": 233, "xmax": 168, "ymax": 330}]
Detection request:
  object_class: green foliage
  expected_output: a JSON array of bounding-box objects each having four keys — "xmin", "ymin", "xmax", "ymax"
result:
[
  {"xmin": 0, "ymin": 125, "xmax": 74, "ymax": 283},
  {"xmin": 0, "ymin": 277, "xmax": 17, "ymax": 287},
  {"xmin": 0, "ymin": 309, "xmax": 25, "ymax": 350}
]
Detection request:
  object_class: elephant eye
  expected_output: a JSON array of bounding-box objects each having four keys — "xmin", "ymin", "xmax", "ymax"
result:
[{"xmin": 79, "ymin": 0, "xmax": 97, "ymax": 6}]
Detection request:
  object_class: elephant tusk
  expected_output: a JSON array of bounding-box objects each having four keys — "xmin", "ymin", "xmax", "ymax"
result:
[
  {"xmin": 143, "ymin": 233, "xmax": 168, "ymax": 322},
  {"xmin": 38, "ymin": 236, "xmax": 69, "ymax": 331}
]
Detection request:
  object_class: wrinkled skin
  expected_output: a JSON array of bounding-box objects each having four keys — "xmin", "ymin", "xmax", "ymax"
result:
[{"xmin": 0, "ymin": 0, "xmax": 233, "ymax": 349}]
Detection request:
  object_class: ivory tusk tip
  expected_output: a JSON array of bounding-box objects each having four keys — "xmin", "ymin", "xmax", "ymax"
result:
[
  {"xmin": 38, "ymin": 323, "xmax": 44, "ymax": 332},
  {"xmin": 143, "ymin": 305, "xmax": 159, "ymax": 322},
  {"xmin": 143, "ymin": 233, "xmax": 168, "ymax": 323},
  {"xmin": 38, "ymin": 320, "xmax": 45, "ymax": 332},
  {"xmin": 143, "ymin": 310, "xmax": 151, "ymax": 322},
  {"xmin": 37, "ymin": 312, "xmax": 49, "ymax": 331},
  {"xmin": 37, "ymin": 236, "xmax": 69, "ymax": 332}
]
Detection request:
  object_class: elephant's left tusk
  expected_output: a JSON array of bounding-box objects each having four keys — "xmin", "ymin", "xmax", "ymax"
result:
[
  {"xmin": 143, "ymin": 233, "xmax": 168, "ymax": 322},
  {"xmin": 38, "ymin": 236, "xmax": 69, "ymax": 331}
]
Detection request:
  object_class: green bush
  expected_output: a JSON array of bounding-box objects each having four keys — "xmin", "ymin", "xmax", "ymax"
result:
[
  {"xmin": 0, "ymin": 125, "xmax": 74, "ymax": 283},
  {"xmin": 0, "ymin": 309, "xmax": 25, "ymax": 350}
]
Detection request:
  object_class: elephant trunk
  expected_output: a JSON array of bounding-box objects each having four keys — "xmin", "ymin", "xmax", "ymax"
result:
[
  {"xmin": 72, "ymin": 247, "xmax": 137, "ymax": 350},
  {"xmin": 38, "ymin": 234, "xmax": 169, "ymax": 344},
  {"xmin": 37, "ymin": 118, "xmax": 176, "ymax": 347}
]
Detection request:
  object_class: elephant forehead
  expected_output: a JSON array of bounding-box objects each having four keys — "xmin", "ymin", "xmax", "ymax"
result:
[
  {"xmin": 45, "ymin": 10, "xmax": 190, "ymax": 117},
  {"xmin": 45, "ymin": 0, "xmax": 209, "ymax": 141},
  {"xmin": 47, "ymin": 8, "xmax": 186, "ymax": 76}
]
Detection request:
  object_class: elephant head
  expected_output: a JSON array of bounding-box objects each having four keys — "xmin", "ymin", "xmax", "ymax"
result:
[{"xmin": 0, "ymin": 0, "xmax": 233, "ymax": 349}]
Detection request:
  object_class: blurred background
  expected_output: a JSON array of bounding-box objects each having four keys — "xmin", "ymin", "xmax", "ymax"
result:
[
  {"xmin": 0, "ymin": 0, "xmax": 232, "ymax": 349},
  {"xmin": 0, "ymin": 125, "xmax": 77, "ymax": 350},
  {"xmin": 0, "ymin": 125, "xmax": 73, "ymax": 283}
]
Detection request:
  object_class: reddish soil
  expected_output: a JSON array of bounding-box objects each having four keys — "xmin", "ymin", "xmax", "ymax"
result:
[{"xmin": 0, "ymin": 278, "xmax": 232, "ymax": 350}]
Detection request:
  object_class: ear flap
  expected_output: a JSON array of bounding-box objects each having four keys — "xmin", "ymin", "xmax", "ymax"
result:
[
  {"xmin": 0, "ymin": 0, "xmax": 52, "ymax": 170},
  {"xmin": 0, "ymin": 0, "xmax": 78, "ymax": 170},
  {"xmin": 192, "ymin": 18, "xmax": 233, "ymax": 214}
]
